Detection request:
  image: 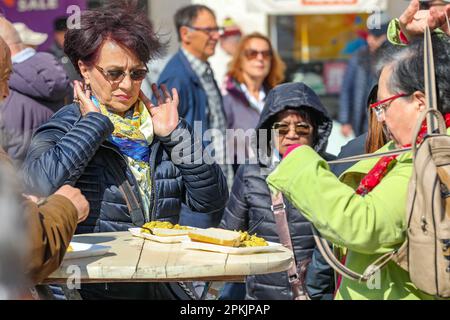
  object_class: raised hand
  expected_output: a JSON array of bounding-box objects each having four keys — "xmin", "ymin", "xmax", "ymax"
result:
[
  {"xmin": 140, "ymin": 84, "xmax": 180, "ymax": 137},
  {"xmin": 399, "ymin": 0, "xmax": 450, "ymax": 41},
  {"xmin": 74, "ymin": 80, "xmax": 99, "ymax": 116}
]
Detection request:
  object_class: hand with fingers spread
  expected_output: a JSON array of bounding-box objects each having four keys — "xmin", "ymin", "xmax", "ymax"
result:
[
  {"xmin": 140, "ymin": 84, "xmax": 180, "ymax": 137},
  {"xmin": 399, "ymin": 0, "xmax": 450, "ymax": 41},
  {"xmin": 73, "ymin": 80, "xmax": 99, "ymax": 116}
]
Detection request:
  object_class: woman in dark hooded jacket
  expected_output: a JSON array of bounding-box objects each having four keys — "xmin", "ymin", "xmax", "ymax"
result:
[{"xmin": 219, "ymin": 82, "xmax": 335, "ymax": 300}]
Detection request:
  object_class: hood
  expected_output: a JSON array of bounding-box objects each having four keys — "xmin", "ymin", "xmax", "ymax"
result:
[
  {"xmin": 256, "ymin": 82, "xmax": 333, "ymax": 155},
  {"xmin": 9, "ymin": 52, "xmax": 70, "ymax": 102}
]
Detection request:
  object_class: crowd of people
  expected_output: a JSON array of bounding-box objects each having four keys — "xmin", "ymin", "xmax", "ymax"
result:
[{"xmin": 0, "ymin": 0, "xmax": 449, "ymax": 300}]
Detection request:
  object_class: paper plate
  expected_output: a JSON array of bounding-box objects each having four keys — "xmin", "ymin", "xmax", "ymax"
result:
[{"xmin": 64, "ymin": 242, "xmax": 111, "ymax": 260}]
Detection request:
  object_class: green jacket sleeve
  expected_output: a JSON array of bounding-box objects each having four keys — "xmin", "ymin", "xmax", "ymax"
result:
[
  {"xmin": 387, "ymin": 19, "xmax": 407, "ymax": 46},
  {"xmin": 266, "ymin": 146, "xmax": 410, "ymax": 255}
]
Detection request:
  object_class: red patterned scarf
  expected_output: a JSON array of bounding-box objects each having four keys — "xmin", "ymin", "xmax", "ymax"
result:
[{"xmin": 356, "ymin": 113, "xmax": 450, "ymax": 196}]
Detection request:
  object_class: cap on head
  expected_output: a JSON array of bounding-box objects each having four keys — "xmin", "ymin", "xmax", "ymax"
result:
[
  {"xmin": 13, "ymin": 23, "xmax": 48, "ymax": 47},
  {"xmin": 367, "ymin": 12, "xmax": 390, "ymax": 37}
]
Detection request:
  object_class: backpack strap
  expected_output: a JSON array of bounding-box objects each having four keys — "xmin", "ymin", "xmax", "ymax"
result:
[
  {"xmin": 270, "ymin": 192, "xmax": 309, "ymax": 300},
  {"xmin": 311, "ymin": 226, "xmax": 407, "ymax": 282}
]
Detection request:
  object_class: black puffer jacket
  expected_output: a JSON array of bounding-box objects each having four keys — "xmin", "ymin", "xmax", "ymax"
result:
[{"xmin": 220, "ymin": 83, "xmax": 335, "ymax": 300}]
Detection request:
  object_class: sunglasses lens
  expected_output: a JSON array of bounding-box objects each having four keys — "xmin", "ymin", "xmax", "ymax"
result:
[
  {"xmin": 106, "ymin": 71, "xmax": 125, "ymax": 82},
  {"xmin": 273, "ymin": 124, "xmax": 289, "ymax": 135},
  {"xmin": 245, "ymin": 50, "xmax": 258, "ymax": 60},
  {"xmin": 130, "ymin": 70, "xmax": 148, "ymax": 81},
  {"xmin": 295, "ymin": 125, "xmax": 311, "ymax": 135}
]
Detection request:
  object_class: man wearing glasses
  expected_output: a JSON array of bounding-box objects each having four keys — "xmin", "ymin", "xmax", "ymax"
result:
[{"xmin": 158, "ymin": 5, "xmax": 234, "ymax": 192}]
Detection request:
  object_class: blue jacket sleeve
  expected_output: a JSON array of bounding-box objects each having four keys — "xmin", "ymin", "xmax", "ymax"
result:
[
  {"xmin": 305, "ymin": 246, "xmax": 335, "ymax": 300},
  {"xmin": 158, "ymin": 119, "xmax": 229, "ymax": 218},
  {"xmin": 22, "ymin": 111, "xmax": 114, "ymax": 196},
  {"xmin": 219, "ymin": 165, "xmax": 248, "ymax": 231}
]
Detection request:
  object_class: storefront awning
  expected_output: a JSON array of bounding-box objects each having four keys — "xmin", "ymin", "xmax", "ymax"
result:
[{"xmin": 246, "ymin": 0, "xmax": 388, "ymax": 15}]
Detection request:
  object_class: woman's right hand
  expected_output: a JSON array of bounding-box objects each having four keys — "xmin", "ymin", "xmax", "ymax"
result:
[{"xmin": 74, "ymin": 80, "xmax": 99, "ymax": 116}]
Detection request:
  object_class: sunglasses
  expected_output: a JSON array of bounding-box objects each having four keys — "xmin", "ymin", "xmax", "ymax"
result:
[
  {"xmin": 244, "ymin": 49, "xmax": 273, "ymax": 60},
  {"xmin": 272, "ymin": 122, "xmax": 312, "ymax": 136},
  {"xmin": 95, "ymin": 65, "xmax": 149, "ymax": 83}
]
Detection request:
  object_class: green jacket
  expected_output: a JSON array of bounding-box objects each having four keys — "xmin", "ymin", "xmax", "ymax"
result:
[{"xmin": 266, "ymin": 141, "xmax": 435, "ymax": 300}]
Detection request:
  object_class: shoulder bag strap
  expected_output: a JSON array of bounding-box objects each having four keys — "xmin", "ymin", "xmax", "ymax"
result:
[
  {"xmin": 270, "ymin": 192, "xmax": 309, "ymax": 300},
  {"xmin": 108, "ymin": 156, "xmax": 145, "ymax": 226}
]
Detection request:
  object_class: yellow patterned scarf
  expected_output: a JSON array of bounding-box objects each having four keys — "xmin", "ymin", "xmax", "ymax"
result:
[{"xmin": 92, "ymin": 97, "xmax": 154, "ymax": 215}]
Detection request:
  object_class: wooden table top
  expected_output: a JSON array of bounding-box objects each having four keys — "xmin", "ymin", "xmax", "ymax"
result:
[{"xmin": 44, "ymin": 231, "xmax": 294, "ymax": 284}]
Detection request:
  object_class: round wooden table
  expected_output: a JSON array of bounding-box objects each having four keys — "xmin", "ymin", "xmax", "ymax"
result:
[{"xmin": 44, "ymin": 231, "xmax": 294, "ymax": 284}]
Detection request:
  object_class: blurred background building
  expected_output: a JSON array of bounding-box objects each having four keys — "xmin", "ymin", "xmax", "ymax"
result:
[{"xmin": 0, "ymin": 0, "xmax": 409, "ymax": 154}]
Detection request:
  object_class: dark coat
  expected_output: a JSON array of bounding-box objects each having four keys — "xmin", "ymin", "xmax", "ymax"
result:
[
  {"xmin": 330, "ymin": 133, "xmax": 367, "ymax": 177},
  {"xmin": 0, "ymin": 52, "xmax": 71, "ymax": 164},
  {"xmin": 219, "ymin": 83, "xmax": 335, "ymax": 300},
  {"xmin": 338, "ymin": 46, "xmax": 377, "ymax": 136},
  {"xmin": 22, "ymin": 105, "xmax": 228, "ymax": 234}
]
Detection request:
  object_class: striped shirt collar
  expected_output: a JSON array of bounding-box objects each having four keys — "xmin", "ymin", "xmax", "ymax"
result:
[{"xmin": 181, "ymin": 48, "xmax": 210, "ymax": 77}]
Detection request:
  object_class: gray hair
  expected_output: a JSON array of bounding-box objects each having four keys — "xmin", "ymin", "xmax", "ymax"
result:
[
  {"xmin": 374, "ymin": 35, "xmax": 450, "ymax": 114},
  {"xmin": 174, "ymin": 5, "xmax": 215, "ymax": 42}
]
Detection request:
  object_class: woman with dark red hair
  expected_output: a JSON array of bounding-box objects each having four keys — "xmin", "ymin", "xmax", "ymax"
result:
[{"xmin": 22, "ymin": 1, "xmax": 228, "ymax": 300}]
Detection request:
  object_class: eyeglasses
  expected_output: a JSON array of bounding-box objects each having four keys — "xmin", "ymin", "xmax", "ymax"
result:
[
  {"xmin": 186, "ymin": 25, "xmax": 224, "ymax": 36},
  {"xmin": 94, "ymin": 65, "xmax": 149, "ymax": 83},
  {"xmin": 272, "ymin": 122, "xmax": 313, "ymax": 136},
  {"xmin": 244, "ymin": 49, "xmax": 273, "ymax": 60},
  {"xmin": 370, "ymin": 93, "xmax": 407, "ymax": 122}
]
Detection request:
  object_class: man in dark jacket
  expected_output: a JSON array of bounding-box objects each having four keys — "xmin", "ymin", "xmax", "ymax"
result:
[
  {"xmin": 157, "ymin": 5, "xmax": 233, "ymax": 189},
  {"xmin": 47, "ymin": 17, "xmax": 81, "ymax": 83},
  {"xmin": 219, "ymin": 83, "xmax": 335, "ymax": 300},
  {"xmin": 0, "ymin": 17, "xmax": 71, "ymax": 164},
  {"xmin": 338, "ymin": 13, "xmax": 389, "ymax": 138}
]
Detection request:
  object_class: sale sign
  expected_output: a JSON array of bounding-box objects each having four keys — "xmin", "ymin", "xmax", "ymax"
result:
[{"xmin": 0, "ymin": 0, "xmax": 86, "ymax": 51}]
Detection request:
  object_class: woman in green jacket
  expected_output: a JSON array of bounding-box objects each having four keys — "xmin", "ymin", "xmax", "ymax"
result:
[{"xmin": 267, "ymin": 35, "xmax": 450, "ymax": 300}]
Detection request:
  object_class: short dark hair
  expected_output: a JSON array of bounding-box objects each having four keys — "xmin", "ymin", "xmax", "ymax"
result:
[
  {"xmin": 174, "ymin": 5, "xmax": 216, "ymax": 42},
  {"xmin": 53, "ymin": 16, "xmax": 68, "ymax": 32},
  {"xmin": 375, "ymin": 34, "xmax": 450, "ymax": 114},
  {"xmin": 64, "ymin": 0, "xmax": 165, "ymax": 75}
]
